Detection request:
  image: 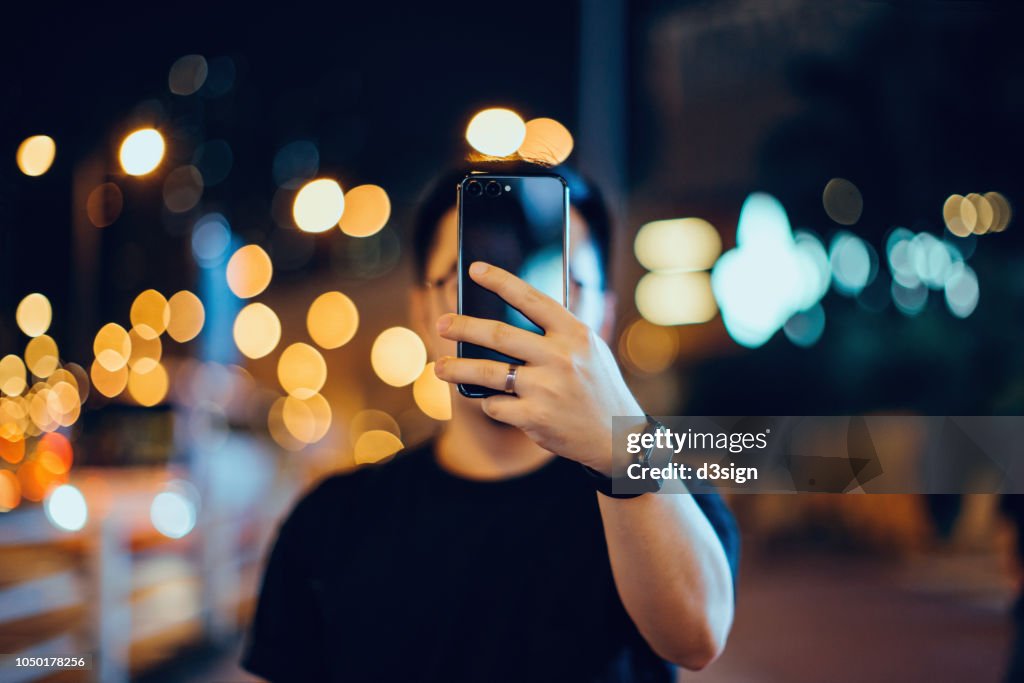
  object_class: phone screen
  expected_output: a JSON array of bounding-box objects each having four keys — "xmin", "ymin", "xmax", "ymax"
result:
[{"xmin": 457, "ymin": 173, "xmax": 568, "ymax": 397}]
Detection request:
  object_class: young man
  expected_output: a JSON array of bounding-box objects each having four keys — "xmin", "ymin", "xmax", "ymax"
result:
[{"xmin": 242, "ymin": 167, "xmax": 739, "ymax": 682}]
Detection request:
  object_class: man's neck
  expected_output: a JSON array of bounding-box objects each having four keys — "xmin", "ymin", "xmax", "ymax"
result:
[{"xmin": 435, "ymin": 402, "xmax": 554, "ymax": 481}]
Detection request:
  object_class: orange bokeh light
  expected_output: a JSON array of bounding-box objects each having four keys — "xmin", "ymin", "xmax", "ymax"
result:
[
  {"xmin": 0, "ymin": 436, "xmax": 25, "ymax": 465},
  {"xmin": 37, "ymin": 432, "xmax": 73, "ymax": 473},
  {"xmin": 0, "ymin": 470, "xmax": 20, "ymax": 511}
]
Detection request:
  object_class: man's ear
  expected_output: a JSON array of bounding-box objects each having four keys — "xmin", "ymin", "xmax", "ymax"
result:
[{"xmin": 598, "ymin": 290, "xmax": 617, "ymax": 344}]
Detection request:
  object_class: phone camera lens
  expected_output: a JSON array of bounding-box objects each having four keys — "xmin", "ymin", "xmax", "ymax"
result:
[
  {"xmin": 466, "ymin": 180, "xmax": 483, "ymax": 197},
  {"xmin": 485, "ymin": 181, "xmax": 502, "ymax": 197}
]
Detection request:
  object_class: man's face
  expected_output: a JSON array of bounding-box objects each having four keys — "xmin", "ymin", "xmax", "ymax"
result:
[{"xmin": 418, "ymin": 204, "xmax": 610, "ymax": 369}]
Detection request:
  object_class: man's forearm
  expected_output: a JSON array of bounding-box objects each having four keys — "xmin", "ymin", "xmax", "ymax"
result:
[{"xmin": 596, "ymin": 491, "xmax": 734, "ymax": 671}]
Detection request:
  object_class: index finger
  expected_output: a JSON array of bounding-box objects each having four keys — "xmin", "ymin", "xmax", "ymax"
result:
[{"xmin": 467, "ymin": 261, "xmax": 569, "ymax": 333}]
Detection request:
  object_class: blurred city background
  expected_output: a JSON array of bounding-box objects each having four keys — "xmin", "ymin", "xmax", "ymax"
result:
[{"xmin": 2, "ymin": 2, "xmax": 1022, "ymax": 681}]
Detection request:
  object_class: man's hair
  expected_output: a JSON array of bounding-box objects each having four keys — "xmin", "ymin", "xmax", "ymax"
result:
[{"xmin": 411, "ymin": 162, "xmax": 613, "ymax": 288}]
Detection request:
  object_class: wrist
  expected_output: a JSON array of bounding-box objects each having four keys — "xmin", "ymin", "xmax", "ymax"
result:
[
  {"xmin": 605, "ymin": 415, "xmax": 649, "ymax": 478},
  {"xmin": 583, "ymin": 414, "xmax": 664, "ymax": 498}
]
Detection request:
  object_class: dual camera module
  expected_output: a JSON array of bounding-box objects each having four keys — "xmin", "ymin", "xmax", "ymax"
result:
[{"xmin": 466, "ymin": 180, "xmax": 507, "ymax": 198}]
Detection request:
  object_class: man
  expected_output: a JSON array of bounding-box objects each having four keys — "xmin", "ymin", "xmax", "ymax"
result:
[{"xmin": 242, "ymin": 166, "xmax": 738, "ymax": 682}]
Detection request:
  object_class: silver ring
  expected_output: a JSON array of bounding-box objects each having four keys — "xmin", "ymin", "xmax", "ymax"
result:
[{"xmin": 504, "ymin": 364, "xmax": 519, "ymax": 394}]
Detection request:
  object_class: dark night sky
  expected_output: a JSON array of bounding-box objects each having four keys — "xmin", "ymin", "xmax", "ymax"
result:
[
  {"xmin": 3, "ymin": 2, "xmax": 1023, "ymax": 415},
  {"xmin": 1, "ymin": 4, "xmax": 581, "ymax": 355}
]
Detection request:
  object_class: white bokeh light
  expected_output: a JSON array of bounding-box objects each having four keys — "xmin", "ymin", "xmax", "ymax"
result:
[
  {"xmin": 120, "ymin": 129, "xmax": 165, "ymax": 176},
  {"xmin": 944, "ymin": 262, "xmax": 979, "ymax": 318},
  {"xmin": 150, "ymin": 483, "xmax": 199, "ymax": 539},
  {"xmin": 44, "ymin": 484, "xmax": 88, "ymax": 532},
  {"xmin": 711, "ymin": 193, "xmax": 830, "ymax": 348},
  {"xmin": 829, "ymin": 231, "xmax": 873, "ymax": 296}
]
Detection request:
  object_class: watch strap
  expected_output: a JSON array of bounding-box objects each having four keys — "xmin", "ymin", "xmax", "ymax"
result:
[{"xmin": 581, "ymin": 415, "xmax": 664, "ymax": 498}]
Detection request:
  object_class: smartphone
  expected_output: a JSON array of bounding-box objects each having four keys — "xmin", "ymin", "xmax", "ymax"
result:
[{"xmin": 457, "ymin": 172, "xmax": 569, "ymax": 398}]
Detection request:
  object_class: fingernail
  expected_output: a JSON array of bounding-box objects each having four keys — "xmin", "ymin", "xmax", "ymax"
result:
[
  {"xmin": 469, "ymin": 262, "xmax": 488, "ymax": 276},
  {"xmin": 437, "ymin": 314, "xmax": 454, "ymax": 333},
  {"xmin": 435, "ymin": 356, "xmax": 449, "ymax": 373}
]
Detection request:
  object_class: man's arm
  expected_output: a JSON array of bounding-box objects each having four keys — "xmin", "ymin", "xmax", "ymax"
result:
[
  {"xmin": 434, "ymin": 262, "xmax": 737, "ymax": 670},
  {"xmin": 596, "ymin": 492, "xmax": 735, "ymax": 670}
]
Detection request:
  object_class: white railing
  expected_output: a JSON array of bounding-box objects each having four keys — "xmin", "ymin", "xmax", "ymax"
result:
[{"xmin": 0, "ymin": 462, "xmax": 285, "ymax": 683}]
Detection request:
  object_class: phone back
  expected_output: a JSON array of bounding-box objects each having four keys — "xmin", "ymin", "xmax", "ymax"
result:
[{"xmin": 457, "ymin": 173, "xmax": 569, "ymax": 397}]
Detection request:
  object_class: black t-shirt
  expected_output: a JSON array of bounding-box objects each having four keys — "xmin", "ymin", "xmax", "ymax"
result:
[{"xmin": 242, "ymin": 441, "xmax": 739, "ymax": 682}]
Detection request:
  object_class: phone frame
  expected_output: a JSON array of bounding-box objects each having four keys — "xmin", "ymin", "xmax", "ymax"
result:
[{"xmin": 456, "ymin": 171, "xmax": 570, "ymax": 398}]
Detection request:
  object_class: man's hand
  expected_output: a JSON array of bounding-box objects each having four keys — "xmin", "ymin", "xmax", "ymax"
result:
[
  {"xmin": 435, "ymin": 262, "xmax": 735, "ymax": 670},
  {"xmin": 433, "ymin": 261, "xmax": 645, "ymax": 475}
]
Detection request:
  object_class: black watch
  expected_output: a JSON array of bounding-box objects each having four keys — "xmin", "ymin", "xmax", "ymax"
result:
[{"xmin": 582, "ymin": 415, "xmax": 665, "ymax": 499}]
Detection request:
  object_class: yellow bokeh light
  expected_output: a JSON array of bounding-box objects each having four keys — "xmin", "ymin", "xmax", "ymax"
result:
[
  {"xmin": 29, "ymin": 387, "xmax": 58, "ymax": 432},
  {"xmin": 46, "ymin": 402, "xmax": 72, "ymax": 442},
  {"xmin": 130, "ymin": 289, "xmax": 170, "ymax": 340},
  {"xmin": 48, "ymin": 368, "xmax": 78, "ymax": 393},
  {"xmin": 128, "ymin": 363, "xmax": 169, "ymax": 407},
  {"xmin": 943, "ymin": 195, "xmax": 970, "ymax": 237},
  {"xmin": 25, "ymin": 335, "xmax": 59, "ymax": 378},
  {"xmin": 338, "ymin": 184, "xmax": 391, "ymax": 237},
  {"xmin": 370, "ymin": 327, "xmax": 427, "ymax": 387},
  {"xmin": 233, "ymin": 303, "xmax": 281, "ymax": 359},
  {"xmin": 0, "ymin": 397, "xmax": 28, "ymax": 442},
  {"xmin": 985, "ymin": 191, "xmax": 1012, "ymax": 233},
  {"xmin": 226, "ymin": 244, "xmax": 273, "ymax": 298},
  {"xmin": 466, "ymin": 108, "xmax": 527, "ymax": 157},
  {"xmin": 293, "ymin": 178, "xmax": 345, "ymax": 233},
  {"xmin": 90, "ymin": 360, "xmax": 128, "ymax": 398},
  {"xmin": 517, "ymin": 118, "xmax": 574, "ymax": 165},
  {"xmin": 413, "ymin": 362, "xmax": 452, "ymax": 421},
  {"xmin": 48, "ymin": 381, "xmax": 80, "ymax": 427},
  {"xmin": 635, "ymin": 272, "xmax": 718, "ymax": 326},
  {"xmin": 354, "ymin": 429, "xmax": 403, "ymax": 465},
  {"xmin": 634, "ymin": 218, "xmax": 722, "ymax": 272},
  {"xmin": 0, "ymin": 356, "xmax": 27, "ymax": 396},
  {"xmin": 277, "ymin": 343, "xmax": 327, "ymax": 399},
  {"xmin": 119, "ymin": 128, "xmax": 165, "ymax": 176},
  {"xmin": 167, "ymin": 290, "xmax": 205, "ymax": 343},
  {"xmin": 93, "ymin": 323, "xmax": 131, "ymax": 372},
  {"xmin": 267, "ymin": 397, "xmax": 305, "ymax": 452},
  {"xmin": 128, "ymin": 328, "xmax": 162, "ymax": 374},
  {"xmin": 965, "ymin": 193, "xmax": 994, "ymax": 235},
  {"xmin": 16, "ymin": 293, "xmax": 52, "ymax": 338},
  {"xmin": 307, "ymin": 291, "xmax": 359, "ymax": 349},
  {"xmin": 281, "ymin": 393, "xmax": 332, "ymax": 444},
  {"xmin": 958, "ymin": 194, "xmax": 978, "ymax": 233},
  {"xmin": 349, "ymin": 409, "xmax": 401, "ymax": 447},
  {"xmin": 45, "ymin": 383, "xmax": 77, "ymax": 428},
  {"xmin": 16, "ymin": 135, "xmax": 56, "ymax": 176},
  {"xmin": 619, "ymin": 319, "xmax": 679, "ymax": 375},
  {"xmin": 22, "ymin": 410, "xmax": 41, "ymax": 438}
]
